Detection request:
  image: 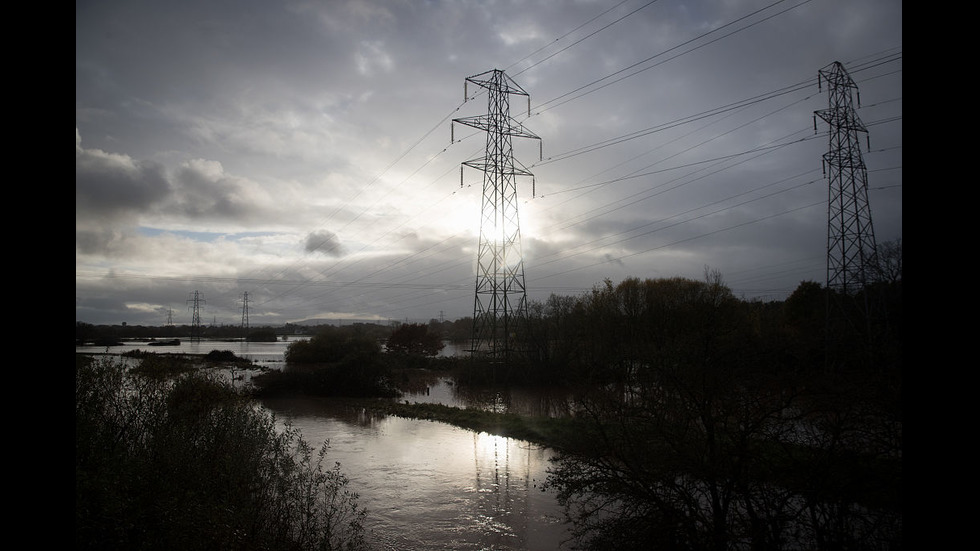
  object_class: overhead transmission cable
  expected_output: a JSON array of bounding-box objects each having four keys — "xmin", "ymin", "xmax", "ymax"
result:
[
  {"xmin": 533, "ymin": 89, "xmax": 820, "ymax": 230},
  {"xmin": 510, "ymin": 0, "xmax": 662, "ymax": 78},
  {"xmin": 533, "ymin": 78, "xmax": 816, "ymax": 167},
  {"xmin": 251, "ymin": 105, "xmax": 478, "ymax": 309},
  {"xmin": 534, "ymin": 169, "xmax": 824, "ymax": 270},
  {"xmin": 248, "ymin": 99, "xmax": 473, "ymax": 301},
  {"xmin": 505, "ymin": 0, "xmax": 635, "ymax": 73},
  {"xmin": 534, "ymin": 199, "xmax": 825, "ymax": 283},
  {"xmin": 529, "ymin": 0, "xmax": 814, "ymax": 115}
]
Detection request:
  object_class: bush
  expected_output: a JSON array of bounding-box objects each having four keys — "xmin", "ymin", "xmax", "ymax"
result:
[
  {"xmin": 253, "ymin": 328, "xmax": 396, "ymax": 398},
  {"xmin": 204, "ymin": 349, "xmax": 240, "ymax": 362},
  {"xmin": 252, "ymin": 356, "xmax": 397, "ymax": 398},
  {"xmin": 75, "ymin": 355, "xmax": 367, "ymax": 551},
  {"xmin": 284, "ymin": 329, "xmax": 381, "ymax": 364},
  {"xmin": 247, "ymin": 329, "xmax": 279, "ymax": 342},
  {"xmin": 385, "ymin": 323, "xmax": 444, "ymax": 357}
]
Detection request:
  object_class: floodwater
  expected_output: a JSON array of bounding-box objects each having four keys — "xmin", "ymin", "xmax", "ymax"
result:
[
  {"xmin": 263, "ymin": 396, "xmax": 569, "ymax": 550},
  {"xmin": 75, "ymin": 336, "xmax": 467, "ymax": 369},
  {"xmin": 75, "ymin": 336, "xmax": 308, "ymax": 370},
  {"xmin": 76, "ymin": 338, "xmax": 573, "ymax": 550}
]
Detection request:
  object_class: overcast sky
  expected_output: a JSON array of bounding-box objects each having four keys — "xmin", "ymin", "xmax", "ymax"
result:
[{"xmin": 76, "ymin": 0, "xmax": 902, "ymax": 328}]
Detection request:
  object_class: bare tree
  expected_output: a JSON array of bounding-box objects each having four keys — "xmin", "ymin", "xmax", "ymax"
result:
[{"xmin": 877, "ymin": 238, "xmax": 902, "ymax": 284}]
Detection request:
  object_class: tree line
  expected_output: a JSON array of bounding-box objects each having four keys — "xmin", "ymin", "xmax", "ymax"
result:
[{"xmin": 459, "ymin": 265, "xmax": 900, "ymax": 550}]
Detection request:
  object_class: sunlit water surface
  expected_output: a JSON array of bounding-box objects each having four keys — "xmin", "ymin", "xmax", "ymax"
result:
[{"xmin": 263, "ymin": 396, "xmax": 569, "ymax": 550}]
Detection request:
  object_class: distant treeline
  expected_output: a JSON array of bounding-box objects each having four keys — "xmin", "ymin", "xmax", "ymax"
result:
[{"xmin": 75, "ymin": 318, "xmax": 474, "ymax": 345}]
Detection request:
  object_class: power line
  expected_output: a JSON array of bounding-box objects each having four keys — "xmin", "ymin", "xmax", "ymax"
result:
[
  {"xmin": 506, "ymin": 0, "xmax": 635, "ymax": 73},
  {"xmin": 511, "ymin": 0, "xmax": 662, "ymax": 78},
  {"xmin": 530, "ymin": 0, "xmax": 814, "ymax": 114}
]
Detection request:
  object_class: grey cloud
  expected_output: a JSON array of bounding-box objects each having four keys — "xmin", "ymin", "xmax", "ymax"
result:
[
  {"xmin": 305, "ymin": 230, "xmax": 345, "ymax": 257},
  {"xmin": 169, "ymin": 160, "xmax": 260, "ymax": 220},
  {"xmin": 75, "ymin": 134, "xmax": 172, "ymax": 221}
]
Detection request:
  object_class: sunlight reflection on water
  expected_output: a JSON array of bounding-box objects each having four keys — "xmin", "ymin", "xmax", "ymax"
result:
[{"xmin": 261, "ymin": 397, "xmax": 569, "ymax": 550}]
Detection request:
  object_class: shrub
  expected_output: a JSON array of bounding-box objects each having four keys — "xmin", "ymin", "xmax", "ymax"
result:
[
  {"xmin": 254, "ymin": 329, "xmax": 396, "ymax": 397},
  {"xmin": 75, "ymin": 355, "xmax": 367, "ymax": 551},
  {"xmin": 247, "ymin": 329, "xmax": 279, "ymax": 342},
  {"xmin": 285, "ymin": 330, "xmax": 380, "ymax": 364},
  {"xmin": 205, "ymin": 349, "xmax": 240, "ymax": 362},
  {"xmin": 385, "ymin": 323, "xmax": 444, "ymax": 357}
]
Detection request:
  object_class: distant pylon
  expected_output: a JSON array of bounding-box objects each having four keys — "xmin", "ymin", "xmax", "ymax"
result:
[
  {"xmin": 815, "ymin": 61, "xmax": 881, "ymax": 296},
  {"xmin": 452, "ymin": 69, "xmax": 541, "ymax": 362},
  {"xmin": 240, "ymin": 292, "xmax": 250, "ymax": 338},
  {"xmin": 187, "ymin": 290, "xmax": 205, "ymax": 342}
]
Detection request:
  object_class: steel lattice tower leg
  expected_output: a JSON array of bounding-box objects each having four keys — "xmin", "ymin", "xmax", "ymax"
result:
[
  {"xmin": 453, "ymin": 69, "xmax": 540, "ymax": 362},
  {"xmin": 814, "ymin": 61, "xmax": 882, "ymax": 366}
]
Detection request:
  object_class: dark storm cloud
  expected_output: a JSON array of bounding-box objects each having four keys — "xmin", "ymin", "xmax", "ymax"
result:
[
  {"xmin": 76, "ymin": 130, "xmax": 273, "ymax": 234},
  {"xmin": 75, "ymin": 131, "xmax": 171, "ymax": 220},
  {"xmin": 305, "ymin": 230, "xmax": 345, "ymax": 257}
]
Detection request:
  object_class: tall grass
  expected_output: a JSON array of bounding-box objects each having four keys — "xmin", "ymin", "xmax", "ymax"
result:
[{"xmin": 75, "ymin": 355, "xmax": 367, "ymax": 551}]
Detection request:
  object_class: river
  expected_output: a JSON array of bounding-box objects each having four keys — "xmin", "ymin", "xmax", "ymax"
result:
[{"xmin": 76, "ymin": 338, "xmax": 573, "ymax": 550}]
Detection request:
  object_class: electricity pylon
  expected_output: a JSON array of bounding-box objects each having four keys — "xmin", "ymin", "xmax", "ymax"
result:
[
  {"xmin": 453, "ymin": 69, "xmax": 541, "ymax": 362},
  {"xmin": 814, "ymin": 61, "xmax": 882, "ymax": 365},
  {"xmin": 815, "ymin": 61, "xmax": 880, "ymax": 295},
  {"xmin": 188, "ymin": 290, "xmax": 205, "ymax": 343},
  {"xmin": 240, "ymin": 291, "xmax": 250, "ymax": 338}
]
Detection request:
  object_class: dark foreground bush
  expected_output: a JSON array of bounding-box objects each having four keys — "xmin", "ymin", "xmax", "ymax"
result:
[{"xmin": 76, "ymin": 355, "xmax": 368, "ymax": 551}]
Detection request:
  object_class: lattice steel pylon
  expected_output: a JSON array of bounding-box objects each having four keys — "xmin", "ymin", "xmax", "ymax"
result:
[
  {"xmin": 815, "ymin": 61, "xmax": 881, "ymax": 297},
  {"xmin": 188, "ymin": 290, "xmax": 205, "ymax": 343},
  {"xmin": 452, "ymin": 69, "xmax": 541, "ymax": 362},
  {"xmin": 240, "ymin": 291, "xmax": 250, "ymax": 338},
  {"xmin": 815, "ymin": 61, "xmax": 885, "ymax": 366}
]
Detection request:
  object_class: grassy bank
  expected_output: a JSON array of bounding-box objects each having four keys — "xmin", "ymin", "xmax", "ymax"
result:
[
  {"xmin": 361, "ymin": 400, "xmax": 595, "ymax": 452},
  {"xmin": 355, "ymin": 394, "xmax": 900, "ymax": 516}
]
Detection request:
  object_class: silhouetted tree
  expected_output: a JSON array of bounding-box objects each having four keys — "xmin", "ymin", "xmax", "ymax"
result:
[
  {"xmin": 544, "ymin": 274, "xmax": 902, "ymax": 550},
  {"xmin": 252, "ymin": 327, "xmax": 393, "ymax": 397},
  {"xmin": 385, "ymin": 323, "xmax": 444, "ymax": 357},
  {"xmin": 877, "ymin": 238, "xmax": 902, "ymax": 284}
]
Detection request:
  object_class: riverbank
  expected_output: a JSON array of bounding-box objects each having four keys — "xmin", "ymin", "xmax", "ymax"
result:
[{"xmin": 357, "ymin": 399, "xmax": 592, "ymax": 452}]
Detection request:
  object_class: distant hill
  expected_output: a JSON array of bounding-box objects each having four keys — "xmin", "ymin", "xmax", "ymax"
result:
[{"xmin": 289, "ymin": 318, "xmax": 390, "ymax": 327}]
